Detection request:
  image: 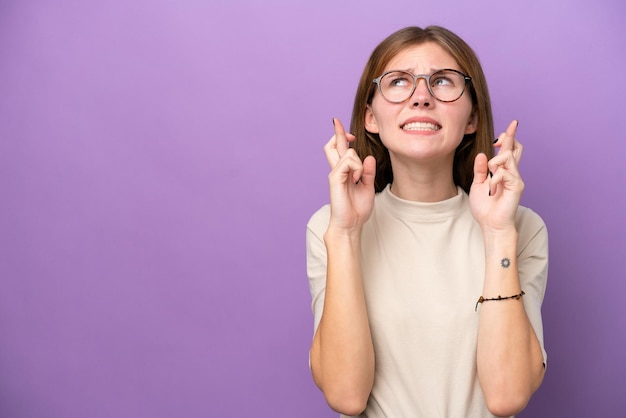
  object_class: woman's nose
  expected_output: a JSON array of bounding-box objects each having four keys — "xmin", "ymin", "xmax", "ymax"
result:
[{"xmin": 410, "ymin": 78, "xmax": 432, "ymax": 108}]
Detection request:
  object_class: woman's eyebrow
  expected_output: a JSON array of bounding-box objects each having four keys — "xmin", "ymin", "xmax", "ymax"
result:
[{"xmin": 395, "ymin": 67, "xmax": 446, "ymax": 74}]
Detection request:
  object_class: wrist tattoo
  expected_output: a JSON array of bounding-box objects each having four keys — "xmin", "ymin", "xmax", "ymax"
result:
[{"xmin": 500, "ymin": 258, "xmax": 511, "ymax": 268}]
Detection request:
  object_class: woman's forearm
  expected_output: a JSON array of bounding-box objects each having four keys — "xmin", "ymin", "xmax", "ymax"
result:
[
  {"xmin": 310, "ymin": 228, "xmax": 375, "ymax": 415},
  {"xmin": 477, "ymin": 229, "xmax": 545, "ymax": 417}
]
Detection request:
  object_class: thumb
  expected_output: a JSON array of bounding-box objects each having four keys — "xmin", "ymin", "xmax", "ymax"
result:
[
  {"xmin": 472, "ymin": 153, "xmax": 489, "ymax": 186},
  {"xmin": 360, "ymin": 155, "xmax": 377, "ymax": 187}
]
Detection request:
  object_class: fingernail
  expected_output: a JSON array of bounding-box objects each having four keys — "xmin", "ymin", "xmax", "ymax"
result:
[
  {"xmin": 515, "ymin": 120, "xmax": 519, "ymax": 128},
  {"xmin": 493, "ymin": 137, "xmax": 498, "ymax": 143},
  {"xmin": 332, "ymin": 118, "xmax": 335, "ymax": 126}
]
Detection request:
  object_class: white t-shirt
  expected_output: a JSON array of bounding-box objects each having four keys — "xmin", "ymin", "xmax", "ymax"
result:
[{"xmin": 306, "ymin": 185, "xmax": 548, "ymax": 418}]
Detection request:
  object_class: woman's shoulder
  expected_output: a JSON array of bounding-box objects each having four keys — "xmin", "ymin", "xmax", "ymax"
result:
[
  {"xmin": 515, "ymin": 205, "xmax": 547, "ymax": 230},
  {"xmin": 515, "ymin": 205, "xmax": 548, "ymax": 247},
  {"xmin": 306, "ymin": 204, "xmax": 331, "ymax": 238},
  {"xmin": 306, "ymin": 192, "xmax": 386, "ymax": 236}
]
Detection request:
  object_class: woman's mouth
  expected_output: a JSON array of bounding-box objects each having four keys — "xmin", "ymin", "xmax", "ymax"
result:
[{"xmin": 401, "ymin": 121, "xmax": 441, "ymax": 132}]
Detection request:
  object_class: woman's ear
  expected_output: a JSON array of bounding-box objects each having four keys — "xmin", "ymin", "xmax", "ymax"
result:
[
  {"xmin": 464, "ymin": 111, "xmax": 478, "ymax": 134},
  {"xmin": 364, "ymin": 105, "xmax": 379, "ymax": 133}
]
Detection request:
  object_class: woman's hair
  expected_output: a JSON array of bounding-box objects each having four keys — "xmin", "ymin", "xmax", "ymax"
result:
[{"xmin": 350, "ymin": 26, "xmax": 495, "ymax": 193}]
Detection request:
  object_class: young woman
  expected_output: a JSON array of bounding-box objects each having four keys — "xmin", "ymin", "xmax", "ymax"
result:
[{"xmin": 306, "ymin": 26, "xmax": 548, "ymax": 417}]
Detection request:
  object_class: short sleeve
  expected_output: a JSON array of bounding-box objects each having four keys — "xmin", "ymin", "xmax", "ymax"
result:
[
  {"xmin": 515, "ymin": 207, "xmax": 549, "ymax": 366},
  {"xmin": 306, "ymin": 205, "xmax": 331, "ymax": 334}
]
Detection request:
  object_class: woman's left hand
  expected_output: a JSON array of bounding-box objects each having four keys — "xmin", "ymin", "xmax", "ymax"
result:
[{"xmin": 469, "ymin": 120, "xmax": 524, "ymax": 232}]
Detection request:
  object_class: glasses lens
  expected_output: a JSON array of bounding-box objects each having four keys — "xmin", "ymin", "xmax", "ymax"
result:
[
  {"xmin": 379, "ymin": 71, "xmax": 415, "ymax": 103},
  {"xmin": 429, "ymin": 70, "xmax": 467, "ymax": 102},
  {"xmin": 378, "ymin": 70, "xmax": 468, "ymax": 103}
]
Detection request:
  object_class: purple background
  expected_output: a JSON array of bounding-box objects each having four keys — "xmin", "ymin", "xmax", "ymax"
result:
[{"xmin": 1, "ymin": 0, "xmax": 624, "ymax": 416}]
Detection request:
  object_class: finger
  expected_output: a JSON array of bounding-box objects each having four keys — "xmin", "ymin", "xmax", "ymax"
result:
[
  {"xmin": 487, "ymin": 151, "xmax": 515, "ymax": 172},
  {"xmin": 344, "ymin": 149, "xmax": 367, "ymax": 184},
  {"xmin": 494, "ymin": 120, "xmax": 519, "ymax": 154},
  {"xmin": 332, "ymin": 117, "xmax": 350, "ymax": 157},
  {"xmin": 323, "ymin": 135, "xmax": 340, "ymax": 168},
  {"xmin": 488, "ymin": 141, "xmax": 524, "ymax": 174},
  {"xmin": 489, "ymin": 166, "xmax": 510, "ymax": 197},
  {"xmin": 359, "ymin": 155, "xmax": 376, "ymax": 187},
  {"xmin": 472, "ymin": 153, "xmax": 489, "ymax": 186},
  {"xmin": 489, "ymin": 167, "xmax": 524, "ymax": 197},
  {"xmin": 505, "ymin": 119, "xmax": 518, "ymax": 137},
  {"xmin": 329, "ymin": 150, "xmax": 365, "ymax": 184},
  {"xmin": 512, "ymin": 141, "xmax": 523, "ymax": 165}
]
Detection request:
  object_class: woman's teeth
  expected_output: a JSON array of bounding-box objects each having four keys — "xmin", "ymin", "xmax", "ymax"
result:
[{"xmin": 402, "ymin": 122, "xmax": 441, "ymax": 131}]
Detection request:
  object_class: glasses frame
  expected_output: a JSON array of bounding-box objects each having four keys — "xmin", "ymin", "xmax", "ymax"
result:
[{"xmin": 372, "ymin": 68, "xmax": 472, "ymax": 103}]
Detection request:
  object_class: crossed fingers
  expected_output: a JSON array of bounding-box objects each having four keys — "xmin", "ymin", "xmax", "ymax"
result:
[
  {"xmin": 324, "ymin": 118, "xmax": 356, "ymax": 168},
  {"xmin": 488, "ymin": 120, "xmax": 524, "ymax": 196},
  {"xmin": 493, "ymin": 120, "xmax": 523, "ymax": 165}
]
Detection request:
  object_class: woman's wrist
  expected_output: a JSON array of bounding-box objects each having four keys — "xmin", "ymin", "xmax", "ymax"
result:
[
  {"xmin": 482, "ymin": 227, "xmax": 518, "ymax": 258},
  {"xmin": 482, "ymin": 226, "xmax": 518, "ymax": 243},
  {"xmin": 324, "ymin": 225, "xmax": 362, "ymax": 246}
]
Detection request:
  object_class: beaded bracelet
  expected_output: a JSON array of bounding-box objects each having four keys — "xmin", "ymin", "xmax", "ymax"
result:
[{"xmin": 475, "ymin": 290, "xmax": 525, "ymax": 311}]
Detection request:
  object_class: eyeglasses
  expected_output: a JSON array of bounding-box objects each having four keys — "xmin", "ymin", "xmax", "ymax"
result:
[{"xmin": 372, "ymin": 69, "xmax": 471, "ymax": 103}]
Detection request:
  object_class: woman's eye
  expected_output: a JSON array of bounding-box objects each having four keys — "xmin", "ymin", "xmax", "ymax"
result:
[
  {"xmin": 388, "ymin": 76, "xmax": 411, "ymax": 88},
  {"xmin": 432, "ymin": 77, "xmax": 453, "ymax": 87}
]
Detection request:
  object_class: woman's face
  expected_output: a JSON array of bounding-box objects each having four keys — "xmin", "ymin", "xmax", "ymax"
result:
[{"xmin": 365, "ymin": 42, "xmax": 477, "ymax": 167}]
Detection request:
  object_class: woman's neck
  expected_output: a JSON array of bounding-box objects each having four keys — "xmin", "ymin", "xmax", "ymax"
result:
[{"xmin": 389, "ymin": 157, "xmax": 458, "ymax": 202}]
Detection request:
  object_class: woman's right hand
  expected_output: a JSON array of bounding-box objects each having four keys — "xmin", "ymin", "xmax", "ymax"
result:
[{"xmin": 324, "ymin": 118, "xmax": 376, "ymax": 233}]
